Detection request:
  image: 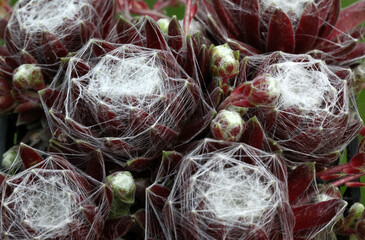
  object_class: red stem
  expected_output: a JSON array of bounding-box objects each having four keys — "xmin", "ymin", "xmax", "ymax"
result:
[
  {"xmin": 317, "ymin": 162, "xmax": 350, "ymax": 177},
  {"xmin": 183, "ymin": 0, "xmax": 197, "ymax": 36},
  {"xmin": 331, "ymin": 173, "xmax": 365, "ymax": 187}
]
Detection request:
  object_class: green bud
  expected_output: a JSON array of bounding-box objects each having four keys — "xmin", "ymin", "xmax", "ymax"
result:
[
  {"xmin": 209, "ymin": 43, "xmax": 239, "ymax": 79},
  {"xmin": 344, "ymin": 203, "xmax": 365, "ymax": 231},
  {"xmin": 354, "ymin": 63, "xmax": 365, "ymax": 95},
  {"xmin": 157, "ymin": 18, "xmax": 170, "ymax": 35},
  {"xmin": 13, "ymin": 64, "xmax": 45, "ymax": 91},
  {"xmin": 2, "ymin": 145, "xmax": 20, "ymax": 172},
  {"xmin": 210, "ymin": 109, "xmax": 245, "ymax": 142},
  {"xmin": 106, "ymin": 171, "xmax": 136, "ymax": 219}
]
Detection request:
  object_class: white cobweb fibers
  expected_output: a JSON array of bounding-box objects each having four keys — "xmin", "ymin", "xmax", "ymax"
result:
[
  {"xmin": 0, "ymin": 151, "xmax": 111, "ymax": 239},
  {"xmin": 85, "ymin": 52, "xmax": 163, "ymax": 99},
  {"xmin": 6, "ymin": 0, "xmax": 114, "ymax": 62},
  {"xmin": 242, "ymin": 52, "xmax": 362, "ymax": 165},
  {"xmin": 41, "ymin": 41, "xmax": 200, "ymax": 165},
  {"xmin": 146, "ymin": 139, "xmax": 294, "ymax": 240},
  {"xmin": 261, "ymin": 0, "xmax": 309, "ymax": 17},
  {"xmin": 14, "ymin": 0, "xmax": 90, "ymax": 35},
  {"xmin": 267, "ymin": 61, "xmax": 337, "ymax": 110}
]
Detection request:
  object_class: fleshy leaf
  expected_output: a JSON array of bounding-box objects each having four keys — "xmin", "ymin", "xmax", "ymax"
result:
[
  {"xmin": 288, "ymin": 163, "xmax": 315, "ymax": 204},
  {"xmin": 267, "ymin": 8, "xmax": 295, "ymax": 53}
]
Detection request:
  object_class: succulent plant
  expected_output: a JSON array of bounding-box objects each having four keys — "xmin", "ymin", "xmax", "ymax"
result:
[
  {"xmin": 40, "ymin": 38, "xmax": 205, "ymax": 170},
  {"xmin": 0, "ymin": 144, "xmax": 114, "ymax": 239},
  {"xmin": 146, "ymin": 139, "xmax": 347, "ymax": 240},
  {"xmin": 0, "ymin": 52, "xmax": 48, "ymax": 123},
  {"xmin": 38, "ymin": 15, "xmax": 217, "ymax": 172},
  {"xmin": 335, "ymin": 202, "xmax": 365, "ymax": 239},
  {"xmin": 4, "ymin": 0, "xmax": 115, "ymax": 65},
  {"xmin": 196, "ymin": 0, "xmax": 365, "ymax": 63},
  {"xmin": 219, "ymin": 52, "xmax": 363, "ymax": 166},
  {"xmin": 146, "ymin": 139, "xmax": 293, "ymax": 239},
  {"xmin": 288, "ymin": 162, "xmax": 347, "ymax": 240},
  {"xmin": 210, "ymin": 109, "xmax": 245, "ymax": 142},
  {"xmin": 0, "ymin": 0, "xmax": 364, "ymax": 239},
  {"xmin": 106, "ymin": 171, "xmax": 136, "ymax": 219},
  {"xmin": 0, "ymin": 0, "xmax": 116, "ymax": 122}
]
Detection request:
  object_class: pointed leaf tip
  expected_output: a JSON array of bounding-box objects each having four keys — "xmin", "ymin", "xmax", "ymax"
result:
[{"xmin": 19, "ymin": 143, "xmax": 43, "ymax": 169}]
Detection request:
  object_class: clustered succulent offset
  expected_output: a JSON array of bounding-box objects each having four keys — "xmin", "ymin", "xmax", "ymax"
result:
[
  {"xmin": 0, "ymin": 0, "xmax": 116, "ymax": 124},
  {"xmin": 219, "ymin": 52, "xmax": 363, "ymax": 166},
  {"xmin": 0, "ymin": 0, "xmax": 365, "ymax": 239}
]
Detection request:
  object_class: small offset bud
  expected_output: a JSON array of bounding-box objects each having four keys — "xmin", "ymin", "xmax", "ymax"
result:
[
  {"xmin": 13, "ymin": 64, "xmax": 45, "ymax": 91},
  {"xmin": 157, "ymin": 18, "xmax": 170, "ymax": 34},
  {"xmin": 343, "ymin": 203, "xmax": 365, "ymax": 231},
  {"xmin": 106, "ymin": 171, "xmax": 136, "ymax": 203},
  {"xmin": 209, "ymin": 43, "xmax": 239, "ymax": 79},
  {"xmin": 248, "ymin": 75, "xmax": 280, "ymax": 106},
  {"xmin": 2, "ymin": 145, "xmax": 20, "ymax": 171},
  {"xmin": 210, "ymin": 109, "xmax": 245, "ymax": 142},
  {"xmin": 106, "ymin": 171, "xmax": 136, "ymax": 219},
  {"xmin": 354, "ymin": 62, "xmax": 365, "ymax": 95}
]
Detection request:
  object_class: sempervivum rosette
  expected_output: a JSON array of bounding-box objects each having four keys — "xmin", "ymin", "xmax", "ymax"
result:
[
  {"xmin": 146, "ymin": 139, "xmax": 347, "ymax": 239},
  {"xmin": 146, "ymin": 139, "xmax": 294, "ymax": 240},
  {"xmin": 112, "ymin": 14, "xmax": 221, "ymax": 111},
  {"xmin": 196, "ymin": 0, "xmax": 365, "ymax": 63},
  {"xmin": 4, "ymin": 0, "xmax": 115, "ymax": 65},
  {"xmin": 0, "ymin": 144, "xmax": 116, "ymax": 239},
  {"xmin": 220, "ymin": 52, "xmax": 363, "ymax": 166},
  {"xmin": 0, "ymin": 0, "xmax": 116, "ymax": 123},
  {"xmin": 40, "ymin": 40, "xmax": 202, "ymax": 171}
]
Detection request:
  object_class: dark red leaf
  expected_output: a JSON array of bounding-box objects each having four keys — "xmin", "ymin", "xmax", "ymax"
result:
[
  {"xmin": 145, "ymin": 17, "xmax": 168, "ymax": 50},
  {"xmin": 240, "ymin": 0, "xmax": 260, "ymax": 49},
  {"xmin": 80, "ymin": 21, "xmax": 101, "ymax": 45},
  {"xmin": 19, "ymin": 143, "xmax": 43, "ymax": 169},
  {"xmin": 240, "ymin": 116, "xmax": 264, "ymax": 149},
  {"xmin": 41, "ymin": 31, "xmax": 69, "ymax": 64},
  {"xmin": 212, "ymin": 0, "xmax": 241, "ymax": 40},
  {"xmin": 147, "ymin": 184, "xmax": 171, "ymax": 212},
  {"xmin": 167, "ymin": 16, "xmax": 183, "ymax": 53},
  {"xmin": 293, "ymin": 199, "xmax": 346, "ymax": 232},
  {"xmin": 295, "ymin": 3, "xmax": 320, "ymax": 53},
  {"xmin": 288, "ymin": 163, "xmax": 315, "ymax": 204},
  {"xmin": 102, "ymin": 215, "xmax": 134, "ymax": 239},
  {"xmin": 350, "ymin": 153, "xmax": 365, "ymax": 169},
  {"xmin": 125, "ymin": 157, "xmax": 154, "ymax": 172},
  {"xmin": 91, "ymin": 40, "xmax": 116, "ymax": 57},
  {"xmin": 313, "ymin": 0, "xmax": 340, "ymax": 47},
  {"xmin": 267, "ymin": 8, "xmax": 295, "ymax": 53},
  {"xmin": 327, "ymin": 0, "xmax": 365, "ymax": 40},
  {"xmin": 116, "ymin": 16, "xmax": 142, "ymax": 45},
  {"xmin": 85, "ymin": 150, "xmax": 105, "ymax": 182}
]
